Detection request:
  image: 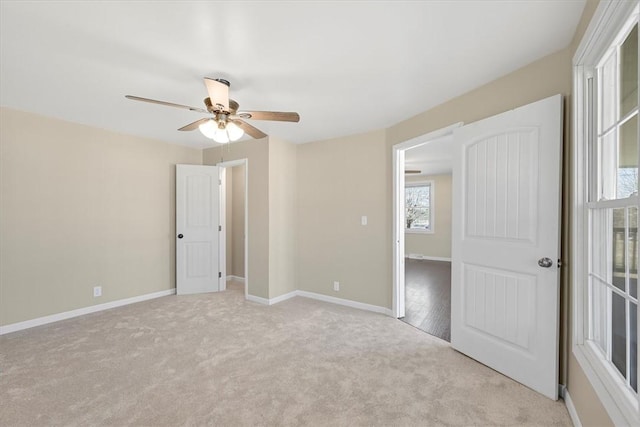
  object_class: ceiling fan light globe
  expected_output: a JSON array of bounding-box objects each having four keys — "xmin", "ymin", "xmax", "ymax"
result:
[
  {"xmin": 213, "ymin": 128, "xmax": 230, "ymax": 144},
  {"xmin": 198, "ymin": 119, "xmax": 218, "ymax": 139},
  {"xmin": 226, "ymin": 122, "xmax": 244, "ymax": 141}
]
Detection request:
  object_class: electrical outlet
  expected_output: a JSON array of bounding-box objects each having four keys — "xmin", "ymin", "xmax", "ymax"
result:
[
  {"xmin": 93, "ymin": 286, "xmax": 102, "ymax": 297},
  {"xmin": 333, "ymin": 281, "xmax": 340, "ymax": 292}
]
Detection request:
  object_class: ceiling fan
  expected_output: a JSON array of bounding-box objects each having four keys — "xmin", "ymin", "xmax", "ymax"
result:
[{"xmin": 126, "ymin": 78, "xmax": 300, "ymax": 143}]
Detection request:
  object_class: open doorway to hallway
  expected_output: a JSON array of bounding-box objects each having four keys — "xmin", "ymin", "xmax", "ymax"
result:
[
  {"xmin": 393, "ymin": 125, "xmax": 458, "ymax": 342},
  {"xmin": 401, "ymin": 139, "xmax": 453, "ymax": 341}
]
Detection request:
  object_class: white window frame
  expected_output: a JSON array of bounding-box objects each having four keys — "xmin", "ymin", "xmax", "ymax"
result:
[
  {"xmin": 573, "ymin": 1, "xmax": 640, "ymax": 425},
  {"xmin": 405, "ymin": 180, "xmax": 435, "ymax": 234}
]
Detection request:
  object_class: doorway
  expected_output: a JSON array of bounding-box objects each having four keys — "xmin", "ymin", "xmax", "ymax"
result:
[
  {"xmin": 392, "ymin": 123, "xmax": 461, "ymax": 341},
  {"xmin": 219, "ymin": 159, "xmax": 249, "ymax": 299},
  {"xmin": 403, "ymin": 258, "xmax": 451, "ymax": 340}
]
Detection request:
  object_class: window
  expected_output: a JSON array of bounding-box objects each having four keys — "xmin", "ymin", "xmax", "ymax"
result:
[
  {"xmin": 405, "ymin": 181, "xmax": 433, "ymax": 232},
  {"xmin": 574, "ymin": 2, "xmax": 640, "ymax": 424},
  {"xmin": 590, "ymin": 18, "xmax": 639, "ymax": 390}
]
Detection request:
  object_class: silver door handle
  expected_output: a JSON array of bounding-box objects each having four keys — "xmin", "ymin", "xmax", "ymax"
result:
[{"xmin": 538, "ymin": 257, "xmax": 553, "ymax": 268}]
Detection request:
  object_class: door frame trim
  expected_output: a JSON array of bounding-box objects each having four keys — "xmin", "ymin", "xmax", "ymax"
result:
[
  {"xmin": 391, "ymin": 122, "xmax": 463, "ymax": 318},
  {"xmin": 218, "ymin": 158, "xmax": 249, "ymax": 300}
]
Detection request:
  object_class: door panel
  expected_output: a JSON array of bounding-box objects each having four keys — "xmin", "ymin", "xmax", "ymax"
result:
[
  {"xmin": 186, "ymin": 242, "xmax": 213, "ymax": 278},
  {"xmin": 465, "ymin": 129, "xmax": 538, "ymax": 241},
  {"xmin": 463, "ymin": 263, "xmax": 535, "ymax": 350},
  {"xmin": 451, "ymin": 94, "xmax": 562, "ymax": 400},
  {"xmin": 176, "ymin": 165, "xmax": 220, "ymax": 295}
]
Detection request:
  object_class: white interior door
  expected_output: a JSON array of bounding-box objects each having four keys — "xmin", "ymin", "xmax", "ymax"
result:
[
  {"xmin": 451, "ymin": 94, "xmax": 562, "ymax": 400},
  {"xmin": 176, "ymin": 164, "xmax": 221, "ymax": 295}
]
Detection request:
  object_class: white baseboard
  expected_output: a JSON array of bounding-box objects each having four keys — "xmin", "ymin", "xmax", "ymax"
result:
[
  {"xmin": 269, "ymin": 290, "xmax": 298, "ymax": 305},
  {"xmin": 226, "ymin": 275, "xmax": 245, "ymax": 283},
  {"xmin": 245, "ymin": 289, "xmax": 392, "ymax": 316},
  {"xmin": 2, "ymin": 286, "xmax": 392, "ymax": 335},
  {"xmin": 563, "ymin": 388, "xmax": 582, "ymax": 427},
  {"xmin": 246, "ymin": 290, "xmax": 297, "ymax": 306},
  {"xmin": 296, "ymin": 290, "xmax": 393, "ymax": 316},
  {"xmin": 246, "ymin": 294, "xmax": 270, "ymax": 305},
  {"xmin": 406, "ymin": 254, "xmax": 452, "ymax": 262},
  {"xmin": 0, "ymin": 289, "xmax": 176, "ymax": 336}
]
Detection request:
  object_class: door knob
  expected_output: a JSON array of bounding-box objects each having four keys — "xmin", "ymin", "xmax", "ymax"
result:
[
  {"xmin": 538, "ymin": 257, "xmax": 553, "ymax": 268},
  {"xmin": 177, "ymin": 234, "xmax": 183, "ymax": 239}
]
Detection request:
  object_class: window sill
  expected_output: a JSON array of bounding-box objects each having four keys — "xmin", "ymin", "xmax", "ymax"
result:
[
  {"xmin": 572, "ymin": 343, "xmax": 639, "ymax": 426},
  {"xmin": 405, "ymin": 229, "xmax": 434, "ymax": 235}
]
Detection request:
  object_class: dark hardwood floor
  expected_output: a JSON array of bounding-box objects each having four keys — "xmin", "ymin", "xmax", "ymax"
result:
[{"xmin": 401, "ymin": 258, "xmax": 451, "ymax": 342}]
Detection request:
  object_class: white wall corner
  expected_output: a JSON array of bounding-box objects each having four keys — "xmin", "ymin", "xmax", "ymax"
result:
[{"xmin": 0, "ymin": 289, "xmax": 176, "ymax": 336}]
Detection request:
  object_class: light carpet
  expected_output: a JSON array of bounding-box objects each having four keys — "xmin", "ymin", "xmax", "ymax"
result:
[{"xmin": 0, "ymin": 281, "xmax": 571, "ymax": 426}]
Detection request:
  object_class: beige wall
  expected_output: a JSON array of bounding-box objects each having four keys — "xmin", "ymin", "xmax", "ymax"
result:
[
  {"xmin": 224, "ymin": 164, "xmax": 246, "ymax": 278},
  {"xmin": 0, "ymin": 107, "xmax": 202, "ymax": 326},
  {"xmin": 387, "ymin": 49, "xmax": 572, "ymax": 146},
  {"xmin": 568, "ymin": 355, "xmax": 613, "ymax": 426},
  {"xmin": 225, "ymin": 168, "xmax": 233, "ymax": 274},
  {"xmin": 296, "ymin": 51, "xmax": 572, "ymax": 309},
  {"xmin": 205, "ymin": 137, "xmax": 296, "ymax": 299},
  {"xmin": 297, "ymin": 129, "xmax": 391, "ymax": 308},
  {"xmin": 231, "ymin": 164, "xmax": 246, "ymax": 278},
  {"xmin": 203, "ymin": 139, "xmax": 270, "ymax": 299},
  {"xmin": 405, "ymin": 174, "xmax": 452, "ymax": 259},
  {"xmin": 268, "ymin": 137, "xmax": 297, "ymax": 298}
]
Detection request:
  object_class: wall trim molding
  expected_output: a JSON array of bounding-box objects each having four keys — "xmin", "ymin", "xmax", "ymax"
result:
[
  {"xmin": 246, "ymin": 289, "xmax": 392, "ymax": 316},
  {"xmin": 226, "ymin": 275, "xmax": 246, "ymax": 283},
  {"xmin": 246, "ymin": 291, "xmax": 298, "ymax": 306},
  {"xmin": 2, "ymin": 286, "xmax": 392, "ymax": 335},
  {"xmin": 562, "ymin": 387, "xmax": 583, "ymax": 427},
  {"xmin": 0, "ymin": 289, "xmax": 176, "ymax": 336},
  {"xmin": 269, "ymin": 290, "xmax": 298, "ymax": 305},
  {"xmin": 297, "ymin": 290, "xmax": 393, "ymax": 316},
  {"xmin": 246, "ymin": 294, "xmax": 270, "ymax": 305},
  {"xmin": 406, "ymin": 254, "xmax": 452, "ymax": 262}
]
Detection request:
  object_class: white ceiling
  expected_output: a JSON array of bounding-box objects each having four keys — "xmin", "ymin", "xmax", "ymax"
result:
[{"xmin": 0, "ymin": 1, "xmax": 586, "ymax": 148}]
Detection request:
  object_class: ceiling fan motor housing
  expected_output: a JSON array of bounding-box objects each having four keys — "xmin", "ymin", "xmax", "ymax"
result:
[
  {"xmin": 204, "ymin": 97, "xmax": 238, "ymax": 114},
  {"xmin": 214, "ymin": 78, "xmax": 230, "ymax": 87}
]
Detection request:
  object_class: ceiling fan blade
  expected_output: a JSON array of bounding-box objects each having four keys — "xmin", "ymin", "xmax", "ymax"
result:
[
  {"xmin": 236, "ymin": 111, "xmax": 300, "ymax": 122},
  {"xmin": 125, "ymin": 95, "xmax": 207, "ymax": 113},
  {"xmin": 232, "ymin": 119, "xmax": 267, "ymax": 139},
  {"xmin": 178, "ymin": 118, "xmax": 211, "ymax": 131},
  {"xmin": 204, "ymin": 78, "xmax": 229, "ymax": 112},
  {"xmin": 405, "ymin": 170, "xmax": 421, "ymax": 174}
]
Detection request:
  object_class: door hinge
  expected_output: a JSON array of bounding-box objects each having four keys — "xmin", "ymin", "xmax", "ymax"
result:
[
  {"xmin": 219, "ymin": 225, "xmax": 222, "ymax": 231},
  {"xmin": 218, "ymin": 272, "xmax": 222, "ymax": 278}
]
